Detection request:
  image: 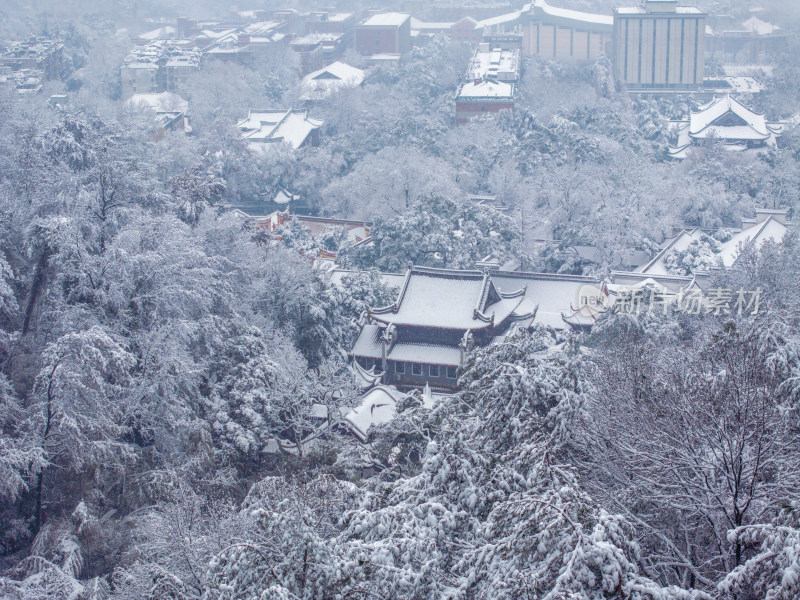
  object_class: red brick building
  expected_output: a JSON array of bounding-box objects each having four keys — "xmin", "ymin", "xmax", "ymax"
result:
[
  {"xmin": 354, "ymin": 13, "xmax": 412, "ymax": 56},
  {"xmin": 455, "ymin": 79, "xmax": 516, "ymax": 124},
  {"xmin": 451, "ymin": 17, "xmax": 483, "ymax": 44}
]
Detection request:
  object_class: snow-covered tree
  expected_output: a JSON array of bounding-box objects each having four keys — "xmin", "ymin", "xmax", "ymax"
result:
[
  {"xmin": 339, "ymin": 195, "xmax": 520, "ymax": 272},
  {"xmin": 580, "ymin": 311, "xmax": 800, "ymax": 589}
]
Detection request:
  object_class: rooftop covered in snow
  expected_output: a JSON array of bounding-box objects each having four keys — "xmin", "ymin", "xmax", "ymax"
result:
[
  {"xmin": 466, "ymin": 46, "xmax": 520, "ymax": 83},
  {"xmin": 368, "ymin": 266, "xmax": 529, "ymax": 331},
  {"xmin": 456, "ymin": 80, "xmax": 516, "ymax": 100},
  {"xmin": 237, "ymin": 108, "xmax": 323, "ymax": 151},
  {"xmin": 531, "ymin": 0, "xmax": 612, "ymax": 28},
  {"xmin": 668, "ymin": 96, "xmax": 782, "ymax": 159},
  {"xmin": 637, "ymin": 210, "xmax": 790, "ymax": 276},
  {"xmin": 300, "ymin": 62, "xmax": 365, "ymax": 101},
  {"xmin": 359, "ymin": 12, "xmax": 410, "ymax": 27}
]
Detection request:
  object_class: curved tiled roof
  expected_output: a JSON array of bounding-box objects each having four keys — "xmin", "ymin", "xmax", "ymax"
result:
[{"xmin": 370, "ymin": 266, "xmax": 525, "ymax": 330}]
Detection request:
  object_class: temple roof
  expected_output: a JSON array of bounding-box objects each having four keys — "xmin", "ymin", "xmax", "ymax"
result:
[
  {"xmin": 300, "ymin": 62, "xmax": 365, "ymax": 101},
  {"xmin": 638, "ymin": 215, "xmax": 788, "ymax": 275},
  {"xmin": 370, "ymin": 266, "xmax": 526, "ymax": 331},
  {"xmin": 668, "ymin": 96, "xmax": 782, "ymax": 158},
  {"xmin": 688, "ymin": 96, "xmax": 780, "ymax": 139},
  {"xmin": 237, "ymin": 109, "xmax": 323, "ymax": 150},
  {"xmin": 352, "ymin": 324, "xmax": 384, "ymax": 359},
  {"xmin": 344, "ymin": 386, "xmax": 405, "ymax": 442},
  {"xmin": 491, "ymin": 272, "xmax": 600, "ymax": 329}
]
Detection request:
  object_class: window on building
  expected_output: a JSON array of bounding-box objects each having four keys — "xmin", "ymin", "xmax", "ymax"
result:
[
  {"xmin": 429, "ymin": 365, "xmax": 440, "ymax": 377},
  {"xmin": 412, "ymin": 363, "xmax": 422, "ymax": 376},
  {"xmin": 395, "ymin": 362, "xmax": 405, "ymax": 374},
  {"xmin": 447, "ymin": 366, "xmax": 458, "ymax": 379}
]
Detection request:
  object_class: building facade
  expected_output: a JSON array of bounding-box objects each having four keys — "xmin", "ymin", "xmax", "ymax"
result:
[
  {"xmin": 120, "ymin": 42, "xmax": 200, "ymax": 99},
  {"xmin": 613, "ymin": 0, "xmax": 706, "ymax": 91},
  {"xmin": 521, "ymin": 0, "xmax": 612, "ymax": 60},
  {"xmin": 451, "ymin": 17, "xmax": 484, "ymax": 44},
  {"xmin": 354, "ymin": 13, "xmax": 412, "ymax": 56}
]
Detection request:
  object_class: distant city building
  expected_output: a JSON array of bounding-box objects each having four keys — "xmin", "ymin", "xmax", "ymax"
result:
[
  {"xmin": 667, "ymin": 95, "xmax": 782, "ymax": 159},
  {"xmin": 452, "ymin": 17, "xmax": 483, "ymax": 44},
  {"xmin": 475, "ymin": 4, "xmax": 527, "ymax": 42},
  {"xmin": 613, "ymin": 0, "xmax": 706, "ymax": 91},
  {"xmin": 2, "ymin": 37, "xmax": 65, "ymax": 79},
  {"xmin": 409, "ymin": 18, "xmax": 456, "ymax": 44},
  {"xmin": 441, "ymin": 1, "xmax": 611, "ymax": 60},
  {"xmin": 290, "ymin": 33, "xmax": 346, "ymax": 76},
  {"xmin": 120, "ymin": 42, "xmax": 200, "ymax": 99},
  {"xmin": 0, "ymin": 68, "xmax": 44, "ymax": 94},
  {"xmin": 1, "ymin": 37, "xmax": 68, "ymax": 94},
  {"xmin": 455, "ymin": 43, "xmax": 520, "ymax": 124},
  {"xmin": 203, "ymin": 22, "xmax": 288, "ymax": 64},
  {"xmin": 430, "ymin": 1, "xmax": 515, "ymax": 23},
  {"xmin": 237, "ymin": 108, "xmax": 324, "ymax": 152},
  {"xmin": 354, "ymin": 13, "xmax": 412, "ymax": 56},
  {"xmin": 306, "ymin": 12, "xmax": 355, "ymax": 34},
  {"xmin": 706, "ymin": 16, "xmax": 787, "ymax": 61}
]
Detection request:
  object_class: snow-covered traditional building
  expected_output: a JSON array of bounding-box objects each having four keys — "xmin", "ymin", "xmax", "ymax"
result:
[
  {"xmin": 342, "ymin": 386, "xmax": 406, "ymax": 442},
  {"xmin": 613, "ymin": 209, "xmax": 791, "ymax": 287},
  {"xmin": 300, "ymin": 62, "xmax": 365, "ymax": 102},
  {"xmin": 351, "ymin": 266, "xmax": 600, "ymax": 390},
  {"xmin": 667, "ymin": 96, "xmax": 782, "ymax": 159},
  {"xmin": 237, "ymin": 109, "xmax": 324, "ymax": 152},
  {"xmin": 353, "ymin": 267, "xmax": 534, "ymax": 390}
]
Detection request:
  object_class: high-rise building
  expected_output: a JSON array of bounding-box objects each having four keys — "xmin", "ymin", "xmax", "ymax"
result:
[{"xmin": 613, "ymin": 0, "xmax": 706, "ymax": 91}]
